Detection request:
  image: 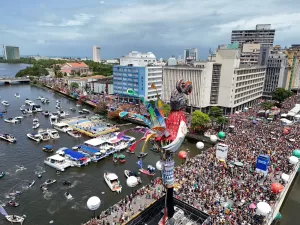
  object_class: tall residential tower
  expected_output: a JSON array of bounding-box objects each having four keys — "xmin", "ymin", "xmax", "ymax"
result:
[
  {"xmin": 3, "ymin": 45, "xmax": 20, "ymax": 60},
  {"xmin": 92, "ymin": 46, "xmax": 101, "ymax": 62}
]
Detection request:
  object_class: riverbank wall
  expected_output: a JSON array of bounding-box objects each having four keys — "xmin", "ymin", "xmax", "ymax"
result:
[
  {"xmin": 39, "ymin": 83, "xmax": 213, "ymax": 144},
  {"xmin": 267, "ymin": 163, "xmax": 299, "ymax": 225}
]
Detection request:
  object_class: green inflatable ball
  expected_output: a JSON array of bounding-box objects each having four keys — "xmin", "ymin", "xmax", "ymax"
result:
[
  {"xmin": 218, "ymin": 131, "xmax": 226, "ymax": 139},
  {"xmin": 292, "ymin": 150, "xmax": 300, "ymax": 158}
]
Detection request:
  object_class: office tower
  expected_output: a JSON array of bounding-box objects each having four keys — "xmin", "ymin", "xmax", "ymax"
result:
[
  {"xmin": 184, "ymin": 48, "xmax": 198, "ymax": 64},
  {"xmin": 3, "ymin": 45, "xmax": 20, "ymax": 60},
  {"xmin": 92, "ymin": 46, "xmax": 101, "ymax": 62}
]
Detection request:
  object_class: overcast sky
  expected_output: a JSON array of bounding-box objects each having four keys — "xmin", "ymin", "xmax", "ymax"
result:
[{"xmin": 1, "ymin": 0, "xmax": 300, "ymax": 59}]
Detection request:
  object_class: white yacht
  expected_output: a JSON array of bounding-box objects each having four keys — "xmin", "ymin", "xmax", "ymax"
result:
[
  {"xmin": 4, "ymin": 118, "xmax": 18, "ymax": 124},
  {"xmin": 44, "ymin": 154, "xmax": 71, "ymax": 171},
  {"xmin": 0, "ymin": 134, "xmax": 17, "ymax": 143},
  {"xmin": 25, "ymin": 100, "xmax": 35, "ymax": 106},
  {"xmin": 31, "ymin": 104, "xmax": 43, "ymax": 112},
  {"xmin": 27, "ymin": 133, "xmax": 42, "ymax": 142},
  {"xmin": 32, "ymin": 123, "xmax": 40, "ymax": 129},
  {"xmin": 57, "ymin": 110, "xmax": 69, "ymax": 118},
  {"xmin": 1, "ymin": 100, "xmax": 9, "ymax": 106},
  {"xmin": 57, "ymin": 148, "xmax": 90, "ymax": 167},
  {"xmin": 53, "ymin": 123, "xmax": 73, "ymax": 132},
  {"xmin": 104, "ymin": 172, "xmax": 122, "ymax": 193},
  {"xmin": 49, "ymin": 113, "xmax": 59, "ymax": 125},
  {"xmin": 15, "ymin": 93, "xmax": 20, "ymax": 98},
  {"xmin": 67, "ymin": 130, "xmax": 82, "ymax": 138},
  {"xmin": 5, "ymin": 215, "xmax": 26, "ymax": 224},
  {"xmin": 82, "ymin": 109, "xmax": 90, "ymax": 114},
  {"xmin": 24, "ymin": 108, "xmax": 33, "ymax": 114},
  {"xmin": 20, "ymin": 105, "xmax": 26, "ymax": 111},
  {"xmin": 37, "ymin": 129, "xmax": 51, "ymax": 141},
  {"xmin": 33, "ymin": 118, "xmax": 39, "ymax": 124},
  {"xmin": 47, "ymin": 129, "xmax": 60, "ymax": 139}
]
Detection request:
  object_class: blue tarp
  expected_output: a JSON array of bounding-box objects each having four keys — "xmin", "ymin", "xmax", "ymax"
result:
[
  {"xmin": 80, "ymin": 145, "xmax": 99, "ymax": 154},
  {"xmin": 121, "ymin": 136, "xmax": 130, "ymax": 140},
  {"xmin": 44, "ymin": 145, "xmax": 52, "ymax": 149},
  {"xmin": 63, "ymin": 149, "xmax": 86, "ymax": 160}
]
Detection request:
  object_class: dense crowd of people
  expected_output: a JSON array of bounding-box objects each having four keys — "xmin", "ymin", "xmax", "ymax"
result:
[{"xmin": 174, "ymin": 95, "xmax": 300, "ymax": 225}]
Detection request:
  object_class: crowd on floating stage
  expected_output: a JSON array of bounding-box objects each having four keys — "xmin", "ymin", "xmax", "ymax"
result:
[
  {"xmin": 83, "ymin": 179, "xmax": 163, "ymax": 225},
  {"xmin": 174, "ymin": 96, "xmax": 300, "ymax": 225}
]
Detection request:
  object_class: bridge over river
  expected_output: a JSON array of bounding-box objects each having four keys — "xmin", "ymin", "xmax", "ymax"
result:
[{"xmin": 0, "ymin": 77, "xmax": 30, "ymax": 84}]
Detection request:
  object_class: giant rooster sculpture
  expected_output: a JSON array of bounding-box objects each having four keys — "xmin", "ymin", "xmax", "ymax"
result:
[{"xmin": 118, "ymin": 79, "xmax": 192, "ymax": 221}]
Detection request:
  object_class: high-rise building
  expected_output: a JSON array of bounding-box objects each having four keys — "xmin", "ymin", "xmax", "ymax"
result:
[
  {"xmin": 92, "ymin": 46, "xmax": 101, "ymax": 62},
  {"xmin": 113, "ymin": 51, "xmax": 162, "ymax": 101},
  {"xmin": 231, "ymin": 24, "xmax": 275, "ymax": 47},
  {"xmin": 3, "ymin": 45, "xmax": 20, "ymax": 60},
  {"xmin": 261, "ymin": 49, "xmax": 288, "ymax": 98},
  {"xmin": 283, "ymin": 45, "xmax": 300, "ymax": 90},
  {"xmin": 184, "ymin": 48, "xmax": 198, "ymax": 64}
]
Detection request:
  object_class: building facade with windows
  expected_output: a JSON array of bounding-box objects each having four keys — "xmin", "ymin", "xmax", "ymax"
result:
[
  {"xmin": 184, "ymin": 48, "xmax": 198, "ymax": 64},
  {"xmin": 3, "ymin": 45, "xmax": 20, "ymax": 60},
  {"xmin": 92, "ymin": 46, "xmax": 101, "ymax": 62},
  {"xmin": 215, "ymin": 48, "xmax": 266, "ymax": 114}
]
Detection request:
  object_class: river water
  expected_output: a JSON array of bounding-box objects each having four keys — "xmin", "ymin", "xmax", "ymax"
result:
[
  {"xmin": 0, "ymin": 64, "xmax": 32, "ymax": 77},
  {"xmin": 0, "ymin": 64, "xmax": 299, "ymax": 225}
]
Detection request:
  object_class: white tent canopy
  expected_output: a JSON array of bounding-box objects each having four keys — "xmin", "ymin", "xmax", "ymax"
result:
[{"xmin": 84, "ymin": 138, "xmax": 106, "ymax": 147}]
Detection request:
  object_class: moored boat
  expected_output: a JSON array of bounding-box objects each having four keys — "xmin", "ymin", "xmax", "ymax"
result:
[
  {"xmin": 67, "ymin": 130, "xmax": 81, "ymax": 138},
  {"xmin": 44, "ymin": 154, "xmax": 71, "ymax": 171},
  {"xmin": 47, "ymin": 129, "xmax": 60, "ymax": 139},
  {"xmin": 118, "ymin": 154, "xmax": 126, "ymax": 163},
  {"xmin": 43, "ymin": 110, "xmax": 50, "ymax": 116},
  {"xmin": 15, "ymin": 93, "xmax": 20, "ymax": 98},
  {"xmin": 49, "ymin": 113, "xmax": 59, "ymax": 125},
  {"xmin": 104, "ymin": 172, "xmax": 122, "ymax": 193},
  {"xmin": 28, "ymin": 180, "xmax": 35, "ymax": 188},
  {"xmin": 4, "ymin": 118, "xmax": 18, "ymax": 124},
  {"xmin": 53, "ymin": 122, "xmax": 73, "ymax": 132},
  {"xmin": 137, "ymin": 152, "xmax": 148, "ymax": 158},
  {"xmin": 82, "ymin": 109, "xmax": 90, "ymax": 114},
  {"xmin": 0, "ymin": 171, "xmax": 5, "ymax": 178},
  {"xmin": 5, "ymin": 215, "xmax": 26, "ymax": 224},
  {"xmin": 0, "ymin": 134, "xmax": 17, "ymax": 143},
  {"xmin": 43, "ymin": 179, "xmax": 57, "ymax": 186},
  {"xmin": 32, "ymin": 123, "xmax": 40, "ymax": 129},
  {"xmin": 42, "ymin": 145, "xmax": 53, "ymax": 153},
  {"xmin": 139, "ymin": 165, "xmax": 155, "ymax": 176},
  {"xmin": 6, "ymin": 201, "xmax": 20, "ymax": 207},
  {"xmin": 27, "ymin": 133, "xmax": 42, "ymax": 142},
  {"xmin": 124, "ymin": 170, "xmax": 142, "ymax": 184},
  {"xmin": 1, "ymin": 100, "xmax": 9, "ymax": 106}
]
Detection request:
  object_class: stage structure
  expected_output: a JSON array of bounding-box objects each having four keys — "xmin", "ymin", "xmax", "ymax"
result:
[{"xmin": 118, "ymin": 80, "xmax": 192, "ymax": 223}]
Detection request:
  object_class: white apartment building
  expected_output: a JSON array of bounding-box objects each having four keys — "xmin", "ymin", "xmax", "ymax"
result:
[
  {"xmin": 92, "ymin": 46, "xmax": 101, "ymax": 62},
  {"xmin": 120, "ymin": 51, "xmax": 157, "ymax": 66},
  {"xmin": 215, "ymin": 49, "xmax": 266, "ymax": 114},
  {"xmin": 114, "ymin": 51, "xmax": 162, "ymax": 101},
  {"xmin": 162, "ymin": 62, "xmax": 218, "ymax": 110}
]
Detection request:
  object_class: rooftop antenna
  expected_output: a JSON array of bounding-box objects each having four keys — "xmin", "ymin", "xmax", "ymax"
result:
[{"xmin": 209, "ymin": 48, "xmax": 214, "ymax": 61}]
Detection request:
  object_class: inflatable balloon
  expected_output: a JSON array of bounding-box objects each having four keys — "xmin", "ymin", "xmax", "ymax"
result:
[
  {"xmin": 292, "ymin": 149, "xmax": 300, "ymax": 158},
  {"xmin": 256, "ymin": 202, "xmax": 271, "ymax": 216},
  {"xmin": 289, "ymin": 156, "xmax": 298, "ymax": 164},
  {"xmin": 218, "ymin": 131, "xmax": 226, "ymax": 139},
  {"xmin": 210, "ymin": 135, "xmax": 217, "ymax": 142},
  {"xmin": 196, "ymin": 141, "xmax": 204, "ymax": 149},
  {"xmin": 178, "ymin": 151, "xmax": 187, "ymax": 160},
  {"xmin": 271, "ymin": 183, "xmax": 284, "ymax": 194}
]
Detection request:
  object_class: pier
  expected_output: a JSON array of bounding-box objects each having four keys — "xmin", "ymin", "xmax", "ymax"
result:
[{"xmin": 0, "ymin": 77, "xmax": 30, "ymax": 84}]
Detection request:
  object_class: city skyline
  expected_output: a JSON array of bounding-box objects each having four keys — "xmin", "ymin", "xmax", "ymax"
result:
[{"xmin": 1, "ymin": 0, "xmax": 300, "ymax": 59}]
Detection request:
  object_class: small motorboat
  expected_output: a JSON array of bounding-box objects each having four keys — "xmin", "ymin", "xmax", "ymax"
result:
[
  {"xmin": 13, "ymin": 117, "xmax": 22, "ymax": 123},
  {"xmin": 113, "ymin": 153, "xmax": 118, "ymax": 163},
  {"xmin": 47, "ymin": 129, "xmax": 60, "ymax": 139},
  {"xmin": 43, "ymin": 179, "xmax": 57, "ymax": 186},
  {"xmin": 28, "ymin": 180, "xmax": 35, "ymax": 188},
  {"xmin": 20, "ymin": 105, "xmax": 26, "ymax": 111},
  {"xmin": 5, "ymin": 215, "xmax": 26, "ymax": 224},
  {"xmin": 66, "ymin": 130, "xmax": 82, "ymax": 138},
  {"xmin": 1, "ymin": 100, "xmax": 9, "ymax": 106},
  {"xmin": 40, "ymin": 185, "xmax": 48, "ymax": 192},
  {"xmin": 64, "ymin": 192, "xmax": 73, "ymax": 200},
  {"xmin": 43, "ymin": 111, "xmax": 50, "ymax": 116},
  {"xmin": 56, "ymin": 170, "xmax": 60, "ymax": 175},
  {"xmin": 32, "ymin": 123, "xmax": 40, "ymax": 129},
  {"xmin": 45, "ymin": 99, "xmax": 50, "ymax": 103},
  {"xmin": 0, "ymin": 134, "xmax": 17, "ymax": 143},
  {"xmin": 63, "ymin": 181, "xmax": 72, "ymax": 186},
  {"xmin": 56, "ymin": 100, "xmax": 61, "ymax": 104},
  {"xmin": 76, "ymin": 104, "xmax": 81, "ymax": 107},
  {"xmin": 69, "ymin": 108, "xmax": 76, "ymax": 112},
  {"xmin": 33, "ymin": 118, "xmax": 39, "ymax": 124},
  {"xmin": 0, "ymin": 171, "xmax": 5, "ymax": 178},
  {"xmin": 104, "ymin": 172, "xmax": 122, "ymax": 193},
  {"xmin": 15, "ymin": 116, "xmax": 23, "ymax": 120},
  {"xmin": 126, "ymin": 149, "xmax": 135, "ymax": 154},
  {"xmin": 4, "ymin": 118, "xmax": 18, "ymax": 124},
  {"xmin": 9, "ymin": 191, "xmax": 22, "ymax": 197},
  {"xmin": 6, "ymin": 201, "xmax": 20, "ymax": 207},
  {"xmin": 82, "ymin": 109, "xmax": 90, "ymax": 114},
  {"xmin": 36, "ymin": 96, "xmax": 43, "ymax": 100},
  {"xmin": 56, "ymin": 104, "xmax": 61, "ymax": 109},
  {"xmin": 42, "ymin": 145, "xmax": 53, "ymax": 152},
  {"xmin": 124, "ymin": 170, "xmax": 142, "ymax": 184},
  {"xmin": 37, "ymin": 174, "xmax": 42, "ymax": 179},
  {"xmin": 38, "ymin": 129, "xmax": 51, "ymax": 141},
  {"xmin": 78, "ymin": 110, "xmax": 84, "ymax": 114},
  {"xmin": 15, "ymin": 93, "xmax": 20, "ymax": 98},
  {"xmin": 137, "ymin": 152, "xmax": 148, "ymax": 158},
  {"xmin": 27, "ymin": 133, "xmax": 42, "ymax": 142},
  {"xmin": 118, "ymin": 154, "xmax": 126, "ymax": 163},
  {"xmin": 139, "ymin": 165, "xmax": 155, "ymax": 176}
]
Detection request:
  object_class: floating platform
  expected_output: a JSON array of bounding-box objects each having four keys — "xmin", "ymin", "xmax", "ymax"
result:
[{"xmin": 61, "ymin": 116, "xmax": 119, "ymax": 138}]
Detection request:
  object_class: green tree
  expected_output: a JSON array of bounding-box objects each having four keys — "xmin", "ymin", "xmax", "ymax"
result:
[
  {"xmin": 209, "ymin": 106, "xmax": 223, "ymax": 118},
  {"xmin": 261, "ymin": 101, "xmax": 274, "ymax": 110},
  {"xmin": 191, "ymin": 110, "xmax": 211, "ymax": 130},
  {"xmin": 272, "ymin": 88, "xmax": 294, "ymax": 104},
  {"xmin": 70, "ymin": 82, "xmax": 79, "ymax": 90},
  {"xmin": 15, "ymin": 65, "xmax": 49, "ymax": 77},
  {"xmin": 84, "ymin": 60, "xmax": 113, "ymax": 76},
  {"xmin": 216, "ymin": 116, "xmax": 229, "ymax": 130},
  {"xmin": 162, "ymin": 103, "xmax": 171, "ymax": 116}
]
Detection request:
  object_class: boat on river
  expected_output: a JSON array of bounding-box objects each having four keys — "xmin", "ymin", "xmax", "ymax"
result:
[
  {"xmin": 15, "ymin": 93, "xmax": 20, "ymax": 98},
  {"xmin": 5, "ymin": 215, "xmax": 26, "ymax": 224},
  {"xmin": 27, "ymin": 133, "xmax": 42, "ymax": 142},
  {"xmin": 53, "ymin": 122, "xmax": 73, "ymax": 132},
  {"xmin": 43, "ymin": 110, "xmax": 50, "ymax": 116},
  {"xmin": 0, "ymin": 171, "xmax": 5, "ymax": 178},
  {"xmin": 57, "ymin": 110, "xmax": 69, "ymax": 118},
  {"xmin": 49, "ymin": 113, "xmax": 59, "ymax": 125},
  {"xmin": 0, "ymin": 133, "xmax": 16, "ymax": 143},
  {"xmin": 137, "ymin": 152, "xmax": 148, "ymax": 158},
  {"xmin": 43, "ymin": 179, "xmax": 57, "ymax": 186},
  {"xmin": 32, "ymin": 123, "xmax": 40, "ymax": 129},
  {"xmin": 57, "ymin": 148, "xmax": 90, "ymax": 167},
  {"xmin": 47, "ymin": 129, "xmax": 60, "ymax": 139},
  {"xmin": 6, "ymin": 201, "xmax": 20, "ymax": 207},
  {"xmin": 37, "ymin": 129, "xmax": 51, "ymax": 141},
  {"xmin": 42, "ymin": 145, "xmax": 53, "ymax": 153},
  {"xmin": 124, "ymin": 170, "xmax": 142, "ymax": 184},
  {"xmin": 44, "ymin": 154, "xmax": 71, "ymax": 171},
  {"xmin": 139, "ymin": 165, "xmax": 155, "ymax": 176},
  {"xmin": 28, "ymin": 180, "xmax": 35, "ymax": 188},
  {"xmin": 1, "ymin": 100, "xmax": 9, "ymax": 106},
  {"xmin": 25, "ymin": 100, "xmax": 35, "ymax": 106},
  {"xmin": 64, "ymin": 192, "xmax": 73, "ymax": 200},
  {"xmin": 67, "ymin": 130, "xmax": 81, "ymax": 138},
  {"xmin": 76, "ymin": 145, "xmax": 106, "ymax": 162},
  {"xmin": 104, "ymin": 172, "xmax": 122, "ymax": 193},
  {"xmin": 4, "ymin": 118, "xmax": 18, "ymax": 124}
]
